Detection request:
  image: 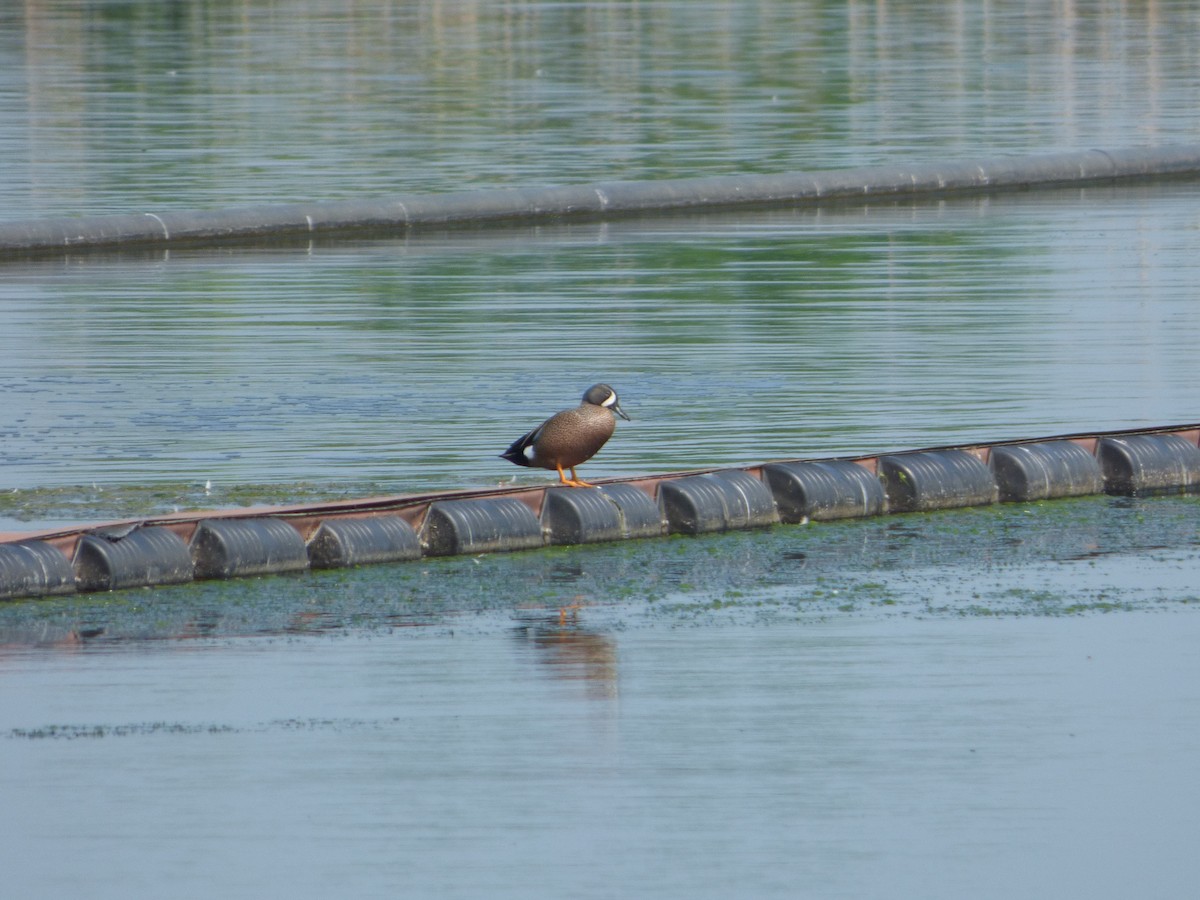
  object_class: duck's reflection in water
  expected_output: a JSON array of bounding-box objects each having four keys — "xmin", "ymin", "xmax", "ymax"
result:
[{"xmin": 512, "ymin": 606, "xmax": 619, "ymax": 703}]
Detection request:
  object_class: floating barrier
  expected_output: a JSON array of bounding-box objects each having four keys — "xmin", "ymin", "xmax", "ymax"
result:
[
  {"xmin": 74, "ymin": 526, "xmax": 194, "ymax": 592},
  {"xmin": 306, "ymin": 516, "xmax": 421, "ymax": 569},
  {"xmin": 878, "ymin": 450, "xmax": 998, "ymax": 513},
  {"xmin": 990, "ymin": 441, "xmax": 1104, "ymax": 502},
  {"xmin": 659, "ymin": 470, "xmax": 780, "ymax": 534},
  {"xmin": 761, "ymin": 460, "xmax": 886, "ymax": 523},
  {"xmin": 542, "ymin": 484, "xmax": 665, "ymax": 545},
  {"xmin": 0, "ymin": 540, "xmax": 76, "ymax": 601},
  {"xmin": 541, "ymin": 487, "xmax": 624, "ymax": 545},
  {"xmin": 421, "ymin": 497, "xmax": 544, "ymax": 557},
  {"xmin": 2, "ymin": 423, "xmax": 1200, "ymax": 602},
  {"xmin": 1096, "ymin": 434, "xmax": 1200, "ymax": 495},
  {"xmin": 591, "ymin": 483, "xmax": 666, "ymax": 541},
  {"xmin": 1, "ymin": 144, "xmax": 1199, "ymax": 256},
  {"xmin": 191, "ymin": 518, "xmax": 310, "ymax": 580}
]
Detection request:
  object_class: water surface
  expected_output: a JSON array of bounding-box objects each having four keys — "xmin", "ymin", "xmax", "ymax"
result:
[
  {"xmin": 4, "ymin": 182, "xmax": 1200, "ymax": 525},
  {"xmin": 4, "ymin": 1, "xmax": 1198, "ymax": 218},
  {"xmin": 5, "ymin": 596, "xmax": 1200, "ymax": 899},
  {"xmin": 3, "ymin": 4, "xmax": 1200, "ymax": 898}
]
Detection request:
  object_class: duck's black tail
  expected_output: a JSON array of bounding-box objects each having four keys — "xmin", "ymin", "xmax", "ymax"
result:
[{"xmin": 499, "ymin": 430, "xmax": 537, "ymax": 467}]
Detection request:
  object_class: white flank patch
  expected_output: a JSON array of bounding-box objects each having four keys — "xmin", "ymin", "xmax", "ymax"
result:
[{"xmin": 523, "ymin": 445, "xmax": 537, "ymax": 460}]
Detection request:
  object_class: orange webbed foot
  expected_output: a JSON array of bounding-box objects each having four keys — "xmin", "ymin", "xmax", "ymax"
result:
[{"xmin": 556, "ymin": 465, "xmax": 599, "ymax": 488}]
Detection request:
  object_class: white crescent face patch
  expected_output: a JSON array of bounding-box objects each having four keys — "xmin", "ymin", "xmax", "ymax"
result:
[{"xmin": 600, "ymin": 391, "xmax": 617, "ymax": 408}]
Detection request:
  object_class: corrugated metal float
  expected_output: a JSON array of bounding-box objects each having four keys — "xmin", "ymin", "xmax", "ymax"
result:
[{"xmin": 2, "ymin": 422, "xmax": 1199, "ymax": 602}]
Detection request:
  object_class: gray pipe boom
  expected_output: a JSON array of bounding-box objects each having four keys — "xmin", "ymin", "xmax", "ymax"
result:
[{"xmin": 2, "ymin": 144, "xmax": 1199, "ymax": 255}]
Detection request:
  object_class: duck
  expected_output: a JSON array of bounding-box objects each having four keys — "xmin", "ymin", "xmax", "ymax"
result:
[{"xmin": 500, "ymin": 383, "xmax": 630, "ymax": 487}]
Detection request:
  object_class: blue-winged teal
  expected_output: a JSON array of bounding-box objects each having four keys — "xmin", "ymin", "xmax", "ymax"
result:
[{"xmin": 501, "ymin": 384, "xmax": 630, "ymax": 487}]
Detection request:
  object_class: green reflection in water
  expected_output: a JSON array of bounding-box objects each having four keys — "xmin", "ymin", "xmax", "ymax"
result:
[
  {"xmin": 3, "ymin": 1, "xmax": 1200, "ymax": 215},
  {"xmin": 3, "ymin": 192, "xmax": 1102, "ymax": 498}
]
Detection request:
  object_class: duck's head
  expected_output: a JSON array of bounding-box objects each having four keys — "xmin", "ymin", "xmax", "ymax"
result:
[{"xmin": 583, "ymin": 383, "xmax": 630, "ymax": 421}]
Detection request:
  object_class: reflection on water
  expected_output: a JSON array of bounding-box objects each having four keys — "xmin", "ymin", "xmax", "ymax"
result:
[
  {"xmin": 2, "ymin": 1, "xmax": 1198, "ymax": 218},
  {"xmin": 515, "ymin": 615, "xmax": 621, "ymax": 703},
  {"xmin": 2, "ymin": 445, "xmax": 1199, "ymax": 900},
  {"xmin": 3, "ymin": 598, "xmax": 1200, "ymax": 899},
  {"xmin": 3, "ymin": 184, "xmax": 1200, "ymax": 518}
]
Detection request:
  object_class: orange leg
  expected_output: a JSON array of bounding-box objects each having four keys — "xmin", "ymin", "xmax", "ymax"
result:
[
  {"xmin": 556, "ymin": 462, "xmax": 597, "ymax": 488},
  {"xmin": 558, "ymin": 594, "xmax": 586, "ymax": 624}
]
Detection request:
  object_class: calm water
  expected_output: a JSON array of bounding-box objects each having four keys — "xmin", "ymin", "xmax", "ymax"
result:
[
  {"xmin": 3, "ymin": 495, "xmax": 1200, "ymax": 899},
  {"xmin": 4, "ymin": 496, "xmax": 1200, "ymax": 898},
  {"xmin": 4, "ymin": 613, "xmax": 1200, "ymax": 900},
  {"xmin": 3, "ymin": 1, "xmax": 1199, "ymax": 217},
  {"xmin": 4, "ymin": 2, "xmax": 1200, "ymax": 897},
  {"xmin": 3, "ymin": 182, "xmax": 1200, "ymax": 521}
]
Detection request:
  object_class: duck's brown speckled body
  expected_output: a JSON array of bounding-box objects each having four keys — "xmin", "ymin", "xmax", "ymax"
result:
[{"xmin": 500, "ymin": 384, "xmax": 630, "ymax": 487}]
